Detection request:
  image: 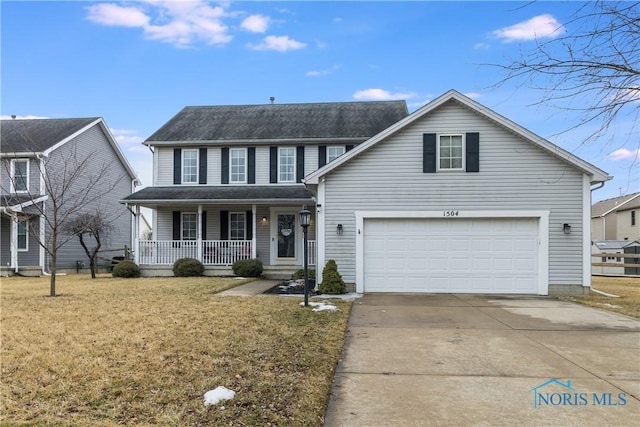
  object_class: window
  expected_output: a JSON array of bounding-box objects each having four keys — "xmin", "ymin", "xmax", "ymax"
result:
[
  {"xmin": 438, "ymin": 135, "xmax": 464, "ymax": 170},
  {"xmin": 327, "ymin": 146, "xmax": 345, "ymax": 163},
  {"xmin": 632, "ymin": 211, "xmax": 636, "ymax": 226},
  {"xmin": 181, "ymin": 213, "xmax": 197, "ymax": 240},
  {"xmin": 229, "ymin": 212, "xmax": 246, "ymax": 240},
  {"xmin": 279, "ymin": 147, "xmax": 295, "ymax": 182},
  {"xmin": 17, "ymin": 219, "xmax": 28, "ymax": 251},
  {"xmin": 182, "ymin": 149, "xmax": 198, "ymax": 184},
  {"xmin": 230, "ymin": 148, "xmax": 246, "ymax": 183},
  {"xmin": 11, "ymin": 159, "xmax": 28, "ymax": 192}
]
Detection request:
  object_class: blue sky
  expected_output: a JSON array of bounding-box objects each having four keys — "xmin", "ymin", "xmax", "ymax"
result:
[{"xmin": 2, "ymin": 1, "xmax": 638, "ymax": 202}]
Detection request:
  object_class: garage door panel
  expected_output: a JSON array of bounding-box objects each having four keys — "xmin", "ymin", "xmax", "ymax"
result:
[{"xmin": 364, "ymin": 218, "xmax": 538, "ymax": 294}]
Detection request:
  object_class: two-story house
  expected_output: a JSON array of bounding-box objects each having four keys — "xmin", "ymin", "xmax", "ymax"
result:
[
  {"xmin": 1, "ymin": 118, "xmax": 139, "ymax": 276},
  {"xmin": 591, "ymin": 192, "xmax": 640, "ymax": 241},
  {"xmin": 121, "ymin": 100, "xmax": 409, "ymax": 277},
  {"xmin": 124, "ymin": 90, "xmax": 611, "ymax": 295}
]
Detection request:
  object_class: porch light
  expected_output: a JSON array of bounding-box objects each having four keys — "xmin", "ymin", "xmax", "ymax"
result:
[
  {"xmin": 336, "ymin": 224, "xmax": 343, "ymax": 235},
  {"xmin": 563, "ymin": 223, "xmax": 572, "ymax": 235},
  {"xmin": 299, "ymin": 207, "xmax": 311, "ymax": 307},
  {"xmin": 261, "ymin": 216, "xmax": 268, "ymax": 223}
]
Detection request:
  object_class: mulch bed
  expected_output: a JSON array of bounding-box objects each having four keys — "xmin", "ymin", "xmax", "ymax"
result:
[{"xmin": 263, "ymin": 279, "xmax": 319, "ymax": 295}]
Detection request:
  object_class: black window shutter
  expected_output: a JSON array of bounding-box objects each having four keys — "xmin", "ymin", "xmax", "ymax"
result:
[
  {"xmin": 318, "ymin": 145, "xmax": 327, "ymax": 168},
  {"xmin": 173, "ymin": 211, "xmax": 181, "ymax": 240},
  {"xmin": 423, "ymin": 133, "xmax": 437, "ymax": 173},
  {"xmin": 220, "ymin": 211, "xmax": 229, "ymax": 240},
  {"xmin": 221, "ymin": 147, "xmax": 229, "ymax": 184},
  {"xmin": 270, "ymin": 146, "xmax": 278, "ymax": 183},
  {"xmin": 198, "ymin": 148, "xmax": 207, "ymax": 184},
  {"xmin": 173, "ymin": 149, "xmax": 182, "ymax": 184},
  {"xmin": 466, "ymin": 132, "xmax": 480, "ymax": 172},
  {"xmin": 248, "ymin": 147, "xmax": 256, "ymax": 184},
  {"xmin": 346, "ymin": 144, "xmax": 354, "ymax": 152},
  {"xmin": 296, "ymin": 146, "xmax": 305, "ymax": 183},
  {"xmin": 201, "ymin": 211, "xmax": 207, "ymax": 240},
  {"xmin": 246, "ymin": 211, "xmax": 253, "ymax": 240}
]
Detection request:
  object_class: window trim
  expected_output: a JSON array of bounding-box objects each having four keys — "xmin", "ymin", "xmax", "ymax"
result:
[
  {"xmin": 437, "ymin": 134, "xmax": 465, "ymax": 171},
  {"xmin": 181, "ymin": 212, "xmax": 198, "ymax": 241},
  {"xmin": 327, "ymin": 145, "xmax": 346, "ymax": 163},
  {"xmin": 10, "ymin": 159, "xmax": 29, "ymax": 193},
  {"xmin": 181, "ymin": 149, "xmax": 199, "ymax": 184},
  {"xmin": 278, "ymin": 147, "xmax": 296, "ymax": 183},
  {"xmin": 230, "ymin": 148, "xmax": 247, "ymax": 184},
  {"xmin": 17, "ymin": 218, "xmax": 28, "ymax": 251},
  {"xmin": 229, "ymin": 212, "xmax": 246, "ymax": 240}
]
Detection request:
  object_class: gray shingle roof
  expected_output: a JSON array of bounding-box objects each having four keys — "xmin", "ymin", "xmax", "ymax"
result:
[
  {"xmin": 1, "ymin": 118, "xmax": 99, "ymax": 153},
  {"xmin": 592, "ymin": 192, "xmax": 640, "ymax": 217},
  {"xmin": 146, "ymin": 101, "xmax": 409, "ymax": 143},
  {"xmin": 1, "ymin": 194, "xmax": 46, "ymax": 208},
  {"xmin": 122, "ymin": 185, "xmax": 315, "ymax": 204}
]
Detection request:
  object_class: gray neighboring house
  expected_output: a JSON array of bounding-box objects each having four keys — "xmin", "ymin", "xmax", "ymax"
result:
[
  {"xmin": 1, "ymin": 118, "xmax": 139, "ymax": 275},
  {"xmin": 121, "ymin": 100, "xmax": 409, "ymax": 278},
  {"xmin": 591, "ymin": 192, "xmax": 640, "ymax": 241},
  {"xmin": 305, "ymin": 90, "xmax": 611, "ymax": 296}
]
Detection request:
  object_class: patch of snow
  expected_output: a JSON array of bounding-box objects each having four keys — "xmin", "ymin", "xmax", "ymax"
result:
[
  {"xmin": 596, "ymin": 302, "xmax": 621, "ymax": 308},
  {"xmin": 234, "ymin": 277, "xmax": 247, "ymax": 280},
  {"xmin": 204, "ymin": 386, "xmax": 235, "ymax": 406},
  {"xmin": 300, "ymin": 301, "xmax": 339, "ymax": 312},
  {"xmin": 315, "ymin": 293, "xmax": 363, "ymax": 300}
]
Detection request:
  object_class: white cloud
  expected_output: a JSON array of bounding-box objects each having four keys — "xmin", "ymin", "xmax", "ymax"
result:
[
  {"xmin": 463, "ymin": 92, "xmax": 481, "ymax": 100},
  {"xmin": 110, "ymin": 128, "xmax": 145, "ymax": 146},
  {"xmin": 248, "ymin": 35, "xmax": 306, "ymax": 52},
  {"xmin": 85, "ymin": 1, "xmax": 232, "ymax": 47},
  {"xmin": 492, "ymin": 14, "xmax": 565, "ymax": 42},
  {"xmin": 241, "ymin": 14, "xmax": 269, "ymax": 33},
  {"xmin": 0, "ymin": 114, "xmax": 49, "ymax": 120},
  {"xmin": 353, "ymin": 88, "xmax": 416, "ymax": 101},
  {"xmin": 306, "ymin": 64, "xmax": 340, "ymax": 77},
  {"xmin": 606, "ymin": 148, "xmax": 640, "ymax": 161},
  {"xmin": 474, "ymin": 42, "xmax": 490, "ymax": 50}
]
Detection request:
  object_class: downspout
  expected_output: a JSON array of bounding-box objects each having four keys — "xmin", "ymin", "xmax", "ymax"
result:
[{"xmin": 591, "ymin": 181, "xmax": 606, "ymax": 240}]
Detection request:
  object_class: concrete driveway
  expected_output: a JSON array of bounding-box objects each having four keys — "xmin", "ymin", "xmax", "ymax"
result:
[{"xmin": 324, "ymin": 294, "xmax": 640, "ymax": 427}]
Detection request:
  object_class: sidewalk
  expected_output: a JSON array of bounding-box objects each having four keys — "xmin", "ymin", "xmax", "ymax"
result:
[{"xmin": 217, "ymin": 279, "xmax": 281, "ymax": 296}]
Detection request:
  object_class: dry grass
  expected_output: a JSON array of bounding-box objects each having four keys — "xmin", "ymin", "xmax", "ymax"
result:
[
  {"xmin": 562, "ymin": 276, "xmax": 640, "ymax": 318},
  {"xmin": 1, "ymin": 275, "xmax": 352, "ymax": 426}
]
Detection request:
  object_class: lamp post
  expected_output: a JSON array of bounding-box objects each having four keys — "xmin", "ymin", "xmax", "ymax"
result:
[{"xmin": 299, "ymin": 207, "xmax": 311, "ymax": 307}]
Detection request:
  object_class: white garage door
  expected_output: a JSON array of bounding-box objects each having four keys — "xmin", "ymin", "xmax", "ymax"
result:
[{"xmin": 364, "ymin": 218, "xmax": 538, "ymax": 293}]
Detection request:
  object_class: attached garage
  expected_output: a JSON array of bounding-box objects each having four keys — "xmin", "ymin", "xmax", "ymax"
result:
[{"xmin": 355, "ymin": 212, "xmax": 549, "ymax": 295}]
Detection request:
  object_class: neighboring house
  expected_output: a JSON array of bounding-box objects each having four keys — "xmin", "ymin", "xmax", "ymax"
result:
[
  {"xmin": 121, "ymin": 100, "xmax": 408, "ymax": 277},
  {"xmin": 1, "ymin": 118, "xmax": 139, "ymax": 275},
  {"xmin": 123, "ymin": 90, "xmax": 610, "ymax": 295},
  {"xmin": 591, "ymin": 192, "xmax": 640, "ymax": 241},
  {"xmin": 304, "ymin": 90, "xmax": 610, "ymax": 296},
  {"xmin": 592, "ymin": 240, "xmax": 640, "ymax": 276}
]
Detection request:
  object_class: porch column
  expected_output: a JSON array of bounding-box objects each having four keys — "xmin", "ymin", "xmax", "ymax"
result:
[
  {"xmin": 39, "ymin": 212, "xmax": 45, "ymax": 273},
  {"xmin": 134, "ymin": 205, "xmax": 140, "ymax": 265},
  {"xmin": 197, "ymin": 204, "xmax": 203, "ymax": 262},
  {"xmin": 10, "ymin": 215, "xmax": 18, "ymax": 272},
  {"xmin": 251, "ymin": 204, "xmax": 257, "ymax": 259}
]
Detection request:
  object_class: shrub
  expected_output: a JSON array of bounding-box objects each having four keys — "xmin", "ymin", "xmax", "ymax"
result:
[
  {"xmin": 112, "ymin": 260, "xmax": 141, "ymax": 278},
  {"xmin": 292, "ymin": 268, "xmax": 316, "ymax": 281},
  {"xmin": 173, "ymin": 258, "xmax": 205, "ymax": 277},
  {"xmin": 319, "ymin": 259, "xmax": 346, "ymax": 294},
  {"xmin": 232, "ymin": 258, "xmax": 263, "ymax": 277}
]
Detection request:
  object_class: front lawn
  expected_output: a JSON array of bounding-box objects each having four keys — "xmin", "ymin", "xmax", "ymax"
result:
[
  {"xmin": 562, "ymin": 276, "xmax": 640, "ymax": 318},
  {"xmin": 0, "ymin": 275, "xmax": 351, "ymax": 426}
]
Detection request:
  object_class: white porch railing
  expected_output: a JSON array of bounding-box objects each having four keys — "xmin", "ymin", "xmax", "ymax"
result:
[{"xmin": 137, "ymin": 239, "xmax": 316, "ymax": 266}]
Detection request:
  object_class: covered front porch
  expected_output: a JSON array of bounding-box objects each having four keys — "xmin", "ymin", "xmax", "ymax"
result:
[{"xmin": 122, "ymin": 185, "xmax": 317, "ymax": 276}]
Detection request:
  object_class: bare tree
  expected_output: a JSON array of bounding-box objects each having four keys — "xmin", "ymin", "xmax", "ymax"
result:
[
  {"xmin": 65, "ymin": 211, "xmax": 113, "ymax": 279},
  {"xmin": 2, "ymin": 142, "xmax": 124, "ymax": 296},
  {"xmin": 492, "ymin": 1, "xmax": 639, "ymax": 144}
]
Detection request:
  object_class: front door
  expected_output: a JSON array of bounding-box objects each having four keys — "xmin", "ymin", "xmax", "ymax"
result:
[{"xmin": 270, "ymin": 209, "xmax": 299, "ymax": 265}]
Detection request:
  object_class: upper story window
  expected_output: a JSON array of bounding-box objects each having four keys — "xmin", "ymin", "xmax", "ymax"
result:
[
  {"xmin": 327, "ymin": 146, "xmax": 345, "ymax": 163},
  {"xmin": 11, "ymin": 159, "xmax": 29, "ymax": 193},
  {"xmin": 181, "ymin": 213, "xmax": 197, "ymax": 240},
  {"xmin": 279, "ymin": 147, "xmax": 295, "ymax": 183},
  {"xmin": 632, "ymin": 210, "xmax": 636, "ymax": 226},
  {"xmin": 230, "ymin": 148, "xmax": 247, "ymax": 183},
  {"xmin": 438, "ymin": 135, "xmax": 464, "ymax": 170},
  {"xmin": 229, "ymin": 212, "xmax": 246, "ymax": 240},
  {"xmin": 17, "ymin": 219, "xmax": 28, "ymax": 251},
  {"xmin": 182, "ymin": 149, "xmax": 198, "ymax": 184}
]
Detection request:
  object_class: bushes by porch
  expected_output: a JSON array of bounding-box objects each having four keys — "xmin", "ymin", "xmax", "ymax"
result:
[
  {"xmin": 173, "ymin": 258, "xmax": 205, "ymax": 277},
  {"xmin": 232, "ymin": 258, "xmax": 263, "ymax": 277}
]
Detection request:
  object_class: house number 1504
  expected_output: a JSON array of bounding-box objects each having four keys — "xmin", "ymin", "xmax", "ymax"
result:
[{"xmin": 443, "ymin": 210, "xmax": 459, "ymax": 217}]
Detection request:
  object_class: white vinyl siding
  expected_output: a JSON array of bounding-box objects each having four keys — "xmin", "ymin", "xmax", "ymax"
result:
[
  {"xmin": 279, "ymin": 147, "xmax": 295, "ymax": 183},
  {"xmin": 321, "ymin": 100, "xmax": 585, "ymax": 287},
  {"xmin": 182, "ymin": 149, "xmax": 198, "ymax": 184}
]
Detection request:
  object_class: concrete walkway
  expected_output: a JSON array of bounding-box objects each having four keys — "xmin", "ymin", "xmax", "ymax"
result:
[
  {"xmin": 324, "ymin": 294, "xmax": 640, "ymax": 427},
  {"xmin": 217, "ymin": 279, "xmax": 281, "ymax": 296}
]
